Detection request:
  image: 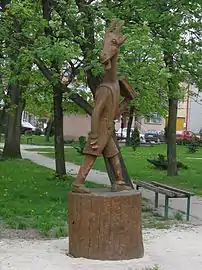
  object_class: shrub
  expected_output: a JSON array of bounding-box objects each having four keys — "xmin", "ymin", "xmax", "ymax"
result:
[
  {"xmin": 187, "ymin": 141, "xmax": 198, "ymax": 153},
  {"xmin": 177, "ymin": 137, "xmax": 202, "ymax": 147},
  {"xmin": 130, "ymin": 126, "xmax": 140, "ymax": 151},
  {"xmin": 73, "ymin": 136, "xmax": 86, "ymax": 155},
  {"xmin": 147, "ymin": 154, "xmax": 188, "ymax": 170}
]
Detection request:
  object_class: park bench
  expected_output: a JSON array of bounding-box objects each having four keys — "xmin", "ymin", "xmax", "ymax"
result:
[
  {"xmin": 26, "ymin": 137, "xmax": 33, "ymax": 144},
  {"xmin": 134, "ymin": 180, "xmax": 194, "ymax": 221}
]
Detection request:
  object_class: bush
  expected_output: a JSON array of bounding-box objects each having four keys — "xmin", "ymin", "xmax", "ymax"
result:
[
  {"xmin": 176, "ymin": 137, "xmax": 202, "ymax": 147},
  {"xmin": 147, "ymin": 154, "xmax": 188, "ymax": 170},
  {"xmin": 187, "ymin": 142, "xmax": 199, "ymax": 153},
  {"xmin": 130, "ymin": 126, "xmax": 140, "ymax": 151},
  {"xmin": 73, "ymin": 136, "xmax": 86, "ymax": 155}
]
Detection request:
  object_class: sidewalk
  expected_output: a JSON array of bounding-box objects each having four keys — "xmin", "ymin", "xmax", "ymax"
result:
[{"xmin": 21, "ymin": 147, "xmax": 202, "ymax": 225}]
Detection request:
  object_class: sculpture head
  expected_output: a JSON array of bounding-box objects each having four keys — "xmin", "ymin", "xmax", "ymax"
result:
[{"xmin": 100, "ymin": 20, "xmax": 127, "ymax": 70}]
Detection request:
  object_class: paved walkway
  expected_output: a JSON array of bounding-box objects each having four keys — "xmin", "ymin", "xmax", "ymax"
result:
[{"xmin": 1, "ymin": 143, "xmax": 202, "ymax": 224}]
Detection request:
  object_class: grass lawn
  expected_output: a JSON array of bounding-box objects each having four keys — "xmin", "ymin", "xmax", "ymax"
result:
[
  {"xmin": 0, "ymin": 159, "xmax": 104, "ymax": 237},
  {"xmin": 0, "ymin": 159, "xmax": 178, "ymax": 238},
  {"xmin": 20, "ymin": 135, "xmax": 55, "ymax": 146},
  {"xmin": 35, "ymin": 144, "xmax": 202, "ymax": 194}
]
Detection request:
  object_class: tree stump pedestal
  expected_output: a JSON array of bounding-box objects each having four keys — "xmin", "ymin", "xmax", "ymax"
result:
[{"xmin": 68, "ymin": 188, "xmax": 144, "ymax": 260}]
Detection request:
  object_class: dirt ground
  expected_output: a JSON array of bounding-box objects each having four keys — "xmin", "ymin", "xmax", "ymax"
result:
[{"xmin": 1, "ymin": 225, "xmax": 202, "ymax": 270}]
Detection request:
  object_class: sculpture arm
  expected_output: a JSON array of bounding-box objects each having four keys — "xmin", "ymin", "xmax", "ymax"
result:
[
  {"xmin": 115, "ymin": 97, "xmax": 132, "ymax": 118},
  {"xmin": 91, "ymin": 87, "xmax": 110, "ymax": 137}
]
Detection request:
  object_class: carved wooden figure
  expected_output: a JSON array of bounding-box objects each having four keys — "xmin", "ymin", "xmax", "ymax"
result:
[
  {"xmin": 72, "ymin": 20, "xmax": 136, "ymax": 193},
  {"xmin": 69, "ymin": 20, "xmax": 144, "ymax": 261}
]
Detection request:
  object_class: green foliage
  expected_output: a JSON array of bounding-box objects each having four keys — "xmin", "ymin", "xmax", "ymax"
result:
[
  {"xmin": 174, "ymin": 212, "xmax": 183, "ymax": 221},
  {"xmin": 130, "ymin": 126, "xmax": 140, "ymax": 151},
  {"xmin": 177, "ymin": 138, "xmax": 202, "ymax": 147},
  {"xmin": 187, "ymin": 142, "xmax": 199, "ymax": 154},
  {"xmin": 147, "ymin": 154, "xmax": 188, "ymax": 170},
  {"xmin": 73, "ymin": 136, "xmax": 86, "ymax": 155}
]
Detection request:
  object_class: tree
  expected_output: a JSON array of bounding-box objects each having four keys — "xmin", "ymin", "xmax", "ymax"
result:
[
  {"xmin": 136, "ymin": 1, "xmax": 202, "ymax": 176},
  {"xmin": 0, "ymin": 0, "xmax": 32, "ymax": 158},
  {"xmin": 102, "ymin": 0, "xmax": 202, "ymax": 176}
]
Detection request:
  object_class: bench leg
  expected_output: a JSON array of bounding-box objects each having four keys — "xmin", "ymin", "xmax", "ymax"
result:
[
  {"xmin": 164, "ymin": 195, "xmax": 169, "ymax": 219},
  {"xmin": 155, "ymin": 192, "xmax": 159, "ymax": 208},
  {"xmin": 186, "ymin": 196, "xmax": 191, "ymax": 222}
]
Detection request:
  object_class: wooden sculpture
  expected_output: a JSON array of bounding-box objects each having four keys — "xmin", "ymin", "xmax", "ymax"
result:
[
  {"xmin": 69, "ymin": 20, "xmax": 144, "ymax": 261},
  {"xmin": 72, "ymin": 20, "xmax": 136, "ymax": 193}
]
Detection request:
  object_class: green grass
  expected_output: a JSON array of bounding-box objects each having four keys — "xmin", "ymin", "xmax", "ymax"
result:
[
  {"xmin": 0, "ymin": 159, "xmax": 176, "ymax": 237},
  {"xmin": 37, "ymin": 144, "xmax": 202, "ymax": 194},
  {"xmin": 20, "ymin": 135, "xmax": 55, "ymax": 146},
  {"xmin": 0, "ymin": 159, "xmax": 104, "ymax": 237}
]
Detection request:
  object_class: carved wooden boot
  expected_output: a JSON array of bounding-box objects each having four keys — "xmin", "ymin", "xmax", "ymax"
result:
[{"xmin": 111, "ymin": 181, "xmax": 132, "ymax": 192}]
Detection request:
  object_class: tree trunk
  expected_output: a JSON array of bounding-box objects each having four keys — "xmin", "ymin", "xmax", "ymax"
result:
[
  {"xmin": 45, "ymin": 119, "xmax": 54, "ymax": 142},
  {"xmin": 163, "ymin": 52, "xmax": 178, "ymax": 176},
  {"xmin": 0, "ymin": 107, "xmax": 6, "ymax": 143},
  {"xmin": 167, "ymin": 98, "xmax": 178, "ymax": 176},
  {"xmin": 53, "ymin": 86, "xmax": 66, "ymax": 176},
  {"xmin": 0, "ymin": 106, "xmax": 6, "ymax": 133},
  {"xmin": 2, "ymin": 84, "xmax": 24, "ymax": 159},
  {"xmin": 126, "ymin": 106, "xmax": 134, "ymax": 146}
]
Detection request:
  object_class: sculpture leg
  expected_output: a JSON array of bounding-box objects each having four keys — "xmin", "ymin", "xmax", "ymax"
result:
[
  {"xmin": 108, "ymin": 154, "xmax": 132, "ymax": 191},
  {"xmin": 72, "ymin": 154, "xmax": 96, "ymax": 193}
]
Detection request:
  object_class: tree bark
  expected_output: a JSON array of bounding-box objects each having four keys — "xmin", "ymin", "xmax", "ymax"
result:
[
  {"xmin": 163, "ymin": 52, "xmax": 178, "ymax": 176},
  {"xmin": 42, "ymin": 0, "xmax": 66, "ymax": 177},
  {"xmin": 45, "ymin": 119, "xmax": 54, "ymax": 142},
  {"xmin": 2, "ymin": 84, "xmax": 25, "ymax": 159},
  {"xmin": 167, "ymin": 98, "xmax": 178, "ymax": 176},
  {"xmin": 53, "ymin": 86, "xmax": 66, "ymax": 176},
  {"xmin": 0, "ymin": 106, "xmax": 6, "ymax": 133},
  {"xmin": 126, "ymin": 105, "xmax": 134, "ymax": 146}
]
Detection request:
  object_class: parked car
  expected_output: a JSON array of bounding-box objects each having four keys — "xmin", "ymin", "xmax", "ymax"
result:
[
  {"xmin": 176, "ymin": 130, "xmax": 194, "ymax": 140},
  {"xmin": 21, "ymin": 121, "xmax": 42, "ymax": 135},
  {"xmin": 144, "ymin": 130, "xmax": 164, "ymax": 143},
  {"xmin": 116, "ymin": 128, "xmax": 145, "ymax": 143}
]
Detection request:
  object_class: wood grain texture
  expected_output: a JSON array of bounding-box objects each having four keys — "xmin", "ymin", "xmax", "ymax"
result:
[{"xmin": 68, "ymin": 188, "xmax": 144, "ymax": 260}]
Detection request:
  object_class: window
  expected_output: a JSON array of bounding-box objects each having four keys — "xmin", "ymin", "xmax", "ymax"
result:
[{"xmin": 145, "ymin": 113, "xmax": 162, "ymax": 124}]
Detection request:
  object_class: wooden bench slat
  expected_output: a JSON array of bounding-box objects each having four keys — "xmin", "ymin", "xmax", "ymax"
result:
[
  {"xmin": 134, "ymin": 180, "xmax": 185, "ymax": 198},
  {"xmin": 151, "ymin": 181, "xmax": 194, "ymax": 196}
]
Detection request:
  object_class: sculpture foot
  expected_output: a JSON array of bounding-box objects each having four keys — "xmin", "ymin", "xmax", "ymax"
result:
[
  {"xmin": 111, "ymin": 182, "xmax": 132, "ymax": 192},
  {"xmin": 72, "ymin": 183, "xmax": 91, "ymax": 194}
]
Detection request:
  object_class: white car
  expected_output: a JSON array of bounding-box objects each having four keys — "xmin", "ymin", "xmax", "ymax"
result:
[
  {"xmin": 21, "ymin": 121, "xmax": 37, "ymax": 131},
  {"xmin": 116, "ymin": 128, "xmax": 145, "ymax": 143}
]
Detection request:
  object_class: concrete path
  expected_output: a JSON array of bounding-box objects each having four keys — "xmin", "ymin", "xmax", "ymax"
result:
[{"xmin": 19, "ymin": 145, "xmax": 202, "ymax": 225}]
